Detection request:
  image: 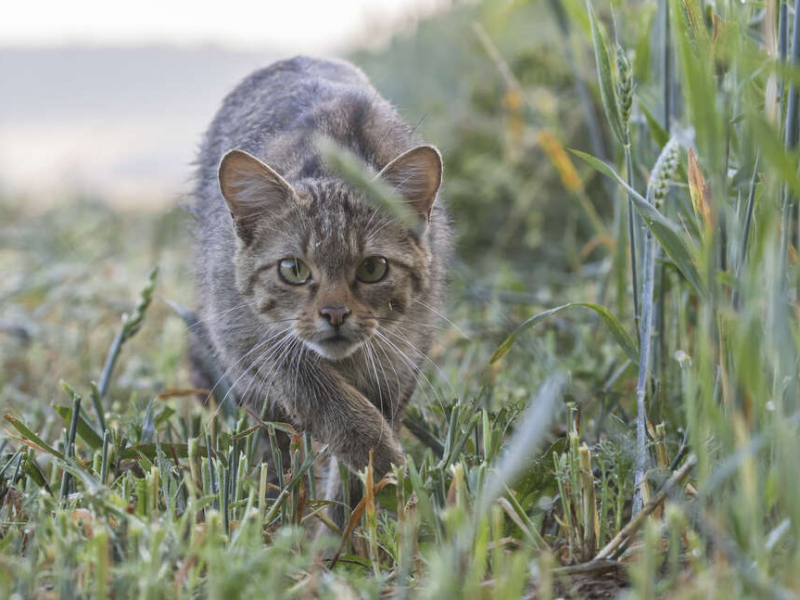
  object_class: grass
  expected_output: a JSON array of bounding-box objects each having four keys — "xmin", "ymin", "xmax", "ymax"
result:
[{"xmin": 2, "ymin": 0, "xmax": 800, "ymax": 597}]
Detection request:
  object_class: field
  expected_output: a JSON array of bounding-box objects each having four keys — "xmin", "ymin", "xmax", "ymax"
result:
[{"xmin": 2, "ymin": 0, "xmax": 800, "ymax": 598}]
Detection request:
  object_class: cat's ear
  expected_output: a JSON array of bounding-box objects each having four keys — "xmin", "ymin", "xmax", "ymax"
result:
[
  {"xmin": 218, "ymin": 149, "xmax": 296, "ymax": 243},
  {"xmin": 377, "ymin": 145, "xmax": 442, "ymax": 221}
]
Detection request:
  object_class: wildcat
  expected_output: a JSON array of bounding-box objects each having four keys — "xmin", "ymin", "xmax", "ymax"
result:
[{"xmin": 191, "ymin": 56, "xmax": 450, "ymax": 525}]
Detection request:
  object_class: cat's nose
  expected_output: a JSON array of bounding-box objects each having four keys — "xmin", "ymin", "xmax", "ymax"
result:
[{"xmin": 319, "ymin": 304, "xmax": 351, "ymax": 327}]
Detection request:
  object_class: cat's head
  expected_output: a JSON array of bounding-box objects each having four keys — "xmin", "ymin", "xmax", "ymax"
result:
[{"xmin": 217, "ymin": 146, "xmax": 442, "ymax": 360}]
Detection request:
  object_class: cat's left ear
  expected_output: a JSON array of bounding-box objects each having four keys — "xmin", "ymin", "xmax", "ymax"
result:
[{"xmin": 377, "ymin": 145, "xmax": 442, "ymax": 221}]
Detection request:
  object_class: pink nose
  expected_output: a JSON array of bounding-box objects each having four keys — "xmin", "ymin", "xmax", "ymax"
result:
[{"xmin": 319, "ymin": 304, "xmax": 351, "ymax": 327}]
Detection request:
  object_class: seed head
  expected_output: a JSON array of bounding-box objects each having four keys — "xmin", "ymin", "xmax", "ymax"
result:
[
  {"xmin": 616, "ymin": 46, "xmax": 634, "ymax": 131},
  {"xmin": 122, "ymin": 266, "xmax": 158, "ymax": 341},
  {"xmin": 652, "ymin": 139, "xmax": 680, "ymax": 207}
]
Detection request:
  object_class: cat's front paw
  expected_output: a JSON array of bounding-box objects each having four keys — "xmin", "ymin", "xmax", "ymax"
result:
[
  {"xmin": 369, "ymin": 438, "xmax": 405, "ymax": 479},
  {"xmin": 338, "ymin": 427, "xmax": 404, "ymax": 480}
]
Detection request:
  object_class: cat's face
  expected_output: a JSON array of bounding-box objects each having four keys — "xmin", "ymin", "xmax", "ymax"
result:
[{"xmin": 218, "ymin": 146, "xmax": 441, "ymax": 360}]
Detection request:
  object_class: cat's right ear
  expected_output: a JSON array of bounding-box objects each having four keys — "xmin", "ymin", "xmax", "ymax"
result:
[
  {"xmin": 218, "ymin": 149, "xmax": 296, "ymax": 244},
  {"xmin": 376, "ymin": 145, "xmax": 442, "ymax": 223}
]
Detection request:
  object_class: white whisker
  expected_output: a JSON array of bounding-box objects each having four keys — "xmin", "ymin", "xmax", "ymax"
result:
[
  {"xmin": 210, "ymin": 327, "xmax": 294, "ymax": 420},
  {"xmin": 363, "ymin": 339, "xmax": 387, "ymax": 442},
  {"xmin": 202, "ymin": 324, "xmax": 292, "ymax": 407},
  {"xmin": 412, "ymin": 298, "xmax": 471, "ymax": 340},
  {"xmin": 380, "ymin": 326, "xmax": 454, "ymax": 395},
  {"xmin": 373, "ymin": 329, "xmax": 445, "ymax": 411},
  {"xmin": 369, "ymin": 337, "xmax": 403, "ymax": 426}
]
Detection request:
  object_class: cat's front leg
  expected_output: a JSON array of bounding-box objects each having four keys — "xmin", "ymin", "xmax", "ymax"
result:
[{"xmin": 276, "ymin": 359, "xmax": 404, "ymax": 478}]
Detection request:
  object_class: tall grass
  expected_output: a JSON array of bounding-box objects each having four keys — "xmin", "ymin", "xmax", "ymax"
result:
[
  {"xmin": 574, "ymin": 0, "xmax": 800, "ymax": 596},
  {"xmin": 1, "ymin": 0, "xmax": 800, "ymax": 597}
]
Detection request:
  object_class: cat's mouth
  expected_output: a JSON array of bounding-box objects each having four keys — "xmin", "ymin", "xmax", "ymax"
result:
[{"xmin": 305, "ymin": 332, "xmax": 362, "ymax": 360}]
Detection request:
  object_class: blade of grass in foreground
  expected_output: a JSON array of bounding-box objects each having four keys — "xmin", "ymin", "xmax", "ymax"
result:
[
  {"xmin": 476, "ymin": 372, "xmax": 567, "ymax": 516},
  {"xmin": 316, "ymin": 136, "xmax": 423, "ymax": 235}
]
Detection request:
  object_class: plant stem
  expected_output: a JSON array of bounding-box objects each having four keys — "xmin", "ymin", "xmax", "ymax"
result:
[
  {"xmin": 97, "ymin": 330, "xmax": 123, "ymax": 400},
  {"xmin": 631, "ymin": 135, "xmax": 677, "ymax": 513},
  {"xmin": 732, "ymin": 153, "xmax": 759, "ymax": 310},
  {"xmin": 579, "ymin": 445, "xmax": 597, "ymax": 555},
  {"xmin": 633, "ymin": 220, "xmax": 657, "ymax": 515},
  {"xmin": 100, "ymin": 429, "xmax": 110, "ymax": 484},
  {"xmin": 625, "ymin": 141, "xmax": 640, "ymax": 340},
  {"xmin": 662, "ymin": 0, "xmax": 671, "ymax": 135},
  {"xmin": 205, "ymin": 432, "xmax": 217, "ymax": 510},
  {"xmin": 781, "ymin": 0, "xmax": 800, "ymax": 273},
  {"xmin": 89, "ymin": 382, "xmax": 106, "ymax": 434},
  {"xmin": 222, "ymin": 463, "xmax": 231, "ymax": 536},
  {"xmin": 60, "ymin": 395, "xmax": 81, "ymax": 504},
  {"xmin": 654, "ymin": 0, "xmax": 673, "ymax": 423},
  {"xmin": 778, "ymin": 2, "xmax": 788, "ymax": 130}
]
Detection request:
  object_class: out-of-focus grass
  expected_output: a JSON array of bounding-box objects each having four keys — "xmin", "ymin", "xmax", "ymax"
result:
[{"xmin": 2, "ymin": 0, "xmax": 800, "ymax": 598}]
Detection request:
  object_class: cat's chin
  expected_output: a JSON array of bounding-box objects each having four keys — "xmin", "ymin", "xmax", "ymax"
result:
[{"xmin": 305, "ymin": 337, "xmax": 362, "ymax": 361}]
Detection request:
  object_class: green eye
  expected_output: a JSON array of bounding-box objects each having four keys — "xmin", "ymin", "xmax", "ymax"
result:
[
  {"xmin": 356, "ymin": 256, "xmax": 389, "ymax": 283},
  {"xmin": 278, "ymin": 258, "xmax": 311, "ymax": 285}
]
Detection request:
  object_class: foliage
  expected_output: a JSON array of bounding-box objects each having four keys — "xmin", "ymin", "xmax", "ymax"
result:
[{"xmin": 2, "ymin": 0, "xmax": 800, "ymax": 598}]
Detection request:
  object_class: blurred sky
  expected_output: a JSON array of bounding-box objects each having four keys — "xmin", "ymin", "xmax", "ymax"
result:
[
  {"xmin": 0, "ymin": 0, "xmax": 448, "ymax": 206},
  {"xmin": 2, "ymin": 0, "xmax": 447, "ymax": 52}
]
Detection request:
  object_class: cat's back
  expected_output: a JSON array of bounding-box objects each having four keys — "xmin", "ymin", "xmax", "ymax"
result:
[
  {"xmin": 196, "ymin": 56, "xmax": 374, "ymax": 188},
  {"xmin": 214, "ymin": 55, "xmax": 371, "ymax": 138}
]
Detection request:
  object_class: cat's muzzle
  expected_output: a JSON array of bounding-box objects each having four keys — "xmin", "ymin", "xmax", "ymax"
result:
[{"xmin": 306, "ymin": 329, "xmax": 364, "ymax": 360}]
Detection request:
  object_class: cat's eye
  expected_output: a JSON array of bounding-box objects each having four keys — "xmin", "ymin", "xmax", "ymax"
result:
[
  {"xmin": 278, "ymin": 258, "xmax": 311, "ymax": 285},
  {"xmin": 356, "ymin": 256, "xmax": 389, "ymax": 283}
]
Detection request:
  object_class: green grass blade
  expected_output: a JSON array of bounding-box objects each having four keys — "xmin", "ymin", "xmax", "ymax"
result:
[
  {"xmin": 54, "ymin": 405, "xmax": 104, "ymax": 450},
  {"xmin": 4, "ymin": 413, "xmax": 66, "ymax": 459},
  {"xmin": 23, "ymin": 455, "xmax": 51, "ymax": 493},
  {"xmin": 640, "ymin": 104, "xmax": 668, "ymax": 149},
  {"xmin": 89, "ymin": 381, "xmax": 106, "ymax": 434},
  {"xmin": 119, "ymin": 443, "xmax": 208, "ymax": 460},
  {"xmin": 677, "ymin": 0, "xmax": 710, "ymax": 54},
  {"xmin": 52, "ymin": 456, "xmax": 102, "ymax": 495},
  {"xmin": 489, "ymin": 302, "xmax": 639, "ymax": 365}
]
